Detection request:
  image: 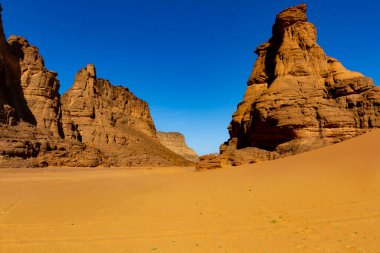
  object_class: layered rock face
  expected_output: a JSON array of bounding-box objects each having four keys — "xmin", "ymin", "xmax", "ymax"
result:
[
  {"xmin": 157, "ymin": 131, "xmax": 198, "ymax": 162},
  {"xmin": 7, "ymin": 36, "xmax": 62, "ymax": 137},
  {"xmin": 0, "ymin": 5, "xmax": 191, "ymax": 167},
  {"xmin": 61, "ymin": 64, "xmax": 156, "ymax": 143},
  {"xmin": 0, "ymin": 6, "xmax": 61, "ymax": 136},
  {"xmin": 0, "ymin": 5, "xmax": 103, "ymax": 167},
  {"xmin": 0, "ymin": 122, "xmax": 107, "ymax": 168},
  {"xmin": 195, "ymin": 154, "xmax": 221, "ymax": 171},
  {"xmin": 221, "ymin": 4, "xmax": 380, "ymax": 165},
  {"xmin": 60, "ymin": 65, "xmax": 191, "ymax": 166},
  {"xmin": 0, "ymin": 7, "xmax": 34, "ymax": 126}
]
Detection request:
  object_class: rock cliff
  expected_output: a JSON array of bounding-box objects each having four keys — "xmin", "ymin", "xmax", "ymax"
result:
[
  {"xmin": 8, "ymin": 36, "xmax": 62, "ymax": 137},
  {"xmin": 61, "ymin": 64, "xmax": 156, "ymax": 143},
  {"xmin": 157, "ymin": 131, "xmax": 198, "ymax": 162},
  {"xmin": 221, "ymin": 4, "xmax": 380, "ymax": 165},
  {"xmin": 61, "ymin": 65, "xmax": 192, "ymax": 166},
  {"xmin": 0, "ymin": 7, "xmax": 34, "ymax": 127},
  {"xmin": 0, "ymin": 4, "xmax": 191, "ymax": 167}
]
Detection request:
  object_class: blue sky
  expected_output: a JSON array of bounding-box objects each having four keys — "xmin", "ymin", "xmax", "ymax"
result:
[{"xmin": 2, "ymin": 0, "xmax": 379, "ymax": 155}]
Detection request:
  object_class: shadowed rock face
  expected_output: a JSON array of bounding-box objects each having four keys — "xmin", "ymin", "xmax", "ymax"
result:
[
  {"xmin": 0, "ymin": 11, "xmax": 61, "ymax": 135},
  {"xmin": 0, "ymin": 5, "xmax": 191, "ymax": 167},
  {"xmin": 221, "ymin": 4, "xmax": 380, "ymax": 165},
  {"xmin": 0, "ymin": 6, "xmax": 99, "ymax": 167},
  {"xmin": 157, "ymin": 132, "xmax": 198, "ymax": 162},
  {"xmin": 7, "ymin": 36, "xmax": 62, "ymax": 137},
  {"xmin": 0, "ymin": 10, "xmax": 38, "ymax": 127}
]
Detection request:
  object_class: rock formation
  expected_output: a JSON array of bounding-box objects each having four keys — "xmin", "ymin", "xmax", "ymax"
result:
[
  {"xmin": 8, "ymin": 36, "xmax": 62, "ymax": 137},
  {"xmin": 0, "ymin": 6, "xmax": 61, "ymax": 136},
  {"xmin": 61, "ymin": 65, "xmax": 192, "ymax": 166},
  {"xmin": 0, "ymin": 122, "xmax": 107, "ymax": 168},
  {"xmin": 195, "ymin": 154, "xmax": 221, "ymax": 171},
  {"xmin": 221, "ymin": 4, "xmax": 380, "ymax": 165},
  {"xmin": 0, "ymin": 7, "xmax": 33, "ymax": 127},
  {"xmin": 0, "ymin": 4, "xmax": 192, "ymax": 167},
  {"xmin": 157, "ymin": 131, "xmax": 198, "ymax": 162}
]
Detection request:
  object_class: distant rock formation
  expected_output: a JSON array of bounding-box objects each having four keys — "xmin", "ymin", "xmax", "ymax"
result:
[
  {"xmin": 157, "ymin": 131, "xmax": 198, "ymax": 162},
  {"xmin": 221, "ymin": 4, "xmax": 380, "ymax": 165},
  {"xmin": 0, "ymin": 5, "xmax": 191, "ymax": 167},
  {"xmin": 195, "ymin": 154, "xmax": 221, "ymax": 171}
]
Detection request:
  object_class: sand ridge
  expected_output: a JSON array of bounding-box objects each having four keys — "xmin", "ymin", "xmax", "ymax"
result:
[{"xmin": 0, "ymin": 130, "xmax": 379, "ymax": 252}]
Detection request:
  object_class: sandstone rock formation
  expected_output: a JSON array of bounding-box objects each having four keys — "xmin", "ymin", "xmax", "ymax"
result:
[
  {"xmin": 0, "ymin": 7, "xmax": 33, "ymax": 127},
  {"xmin": 8, "ymin": 36, "xmax": 62, "ymax": 137},
  {"xmin": 60, "ymin": 65, "xmax": 192, "ymax": 166},
  {"xmin": 0, "ymin": 6, "xmax": 61, "ymax": 136},
  {"xmin": 157, "ymin": 131, "xmax": 198, "ymax": 162},
  {"xmin": 0, "ymin": 4, "xmax": 191, "ymax": 167},
  {"xmin": 221, "ymin": 4, "xmax": 380, "ymax": 165},
  {"xmin": 195, "ymin": 154, "xmax": 221, "ymax": 171},
  {"xmin": 0, "ymin": 122, "xmax": 107, "ymax": 168},
  {"xmin": 61, "ymin": 64, "xmax": 156, "ymax": 142}
]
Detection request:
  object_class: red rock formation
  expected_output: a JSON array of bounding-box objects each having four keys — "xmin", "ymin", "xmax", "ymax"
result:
[
  {"xmin": 196, "ymin": 154, "xmax": 221, "ymax": 171},
  {"xmin": 0, "ymin": 6, "xmax": 33, "ymax": 126},
  {"xmin": 157, "ymin": 131, "xmax": 198, "ymax": 162},
  {"xmin": 0, "ymin": 4, "xmax": 191, "ymax": 167},
  {"xmin": 8, "ymin": 36, "xmax": 62, "ymax": 137},
  {"xmin": 61, "ymin": 64, "xmax": 156, "ymax": 143},
  {"xmin": 61, "ymin": 64, "xmax": 192, "ymax": 166},
  {"xmin": 221, "ymin": 4, "xmax": 380, "ymax": 165}
]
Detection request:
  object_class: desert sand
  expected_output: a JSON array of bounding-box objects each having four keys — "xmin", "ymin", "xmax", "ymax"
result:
[{"xmin": 0, "ymin": 130, "xmax": 379, "ymax": 253}]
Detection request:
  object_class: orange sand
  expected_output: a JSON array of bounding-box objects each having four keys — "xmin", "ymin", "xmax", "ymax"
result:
[{"xmin": 0, "ymin": 130, "xmax": 379, "ymax": 253}]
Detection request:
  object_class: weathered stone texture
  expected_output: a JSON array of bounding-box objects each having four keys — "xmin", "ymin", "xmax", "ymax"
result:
[
  {"xmin": 0, "ymin": 4, "xmax": 191, "ymax": 167},
  {"xmin": 8, "ymin": 36, "xmax": 62, "ymax": 137},
  {"xmin": 196, "ymin": 154, "xmax": 221, "ymax": 171},
  {"xmin": 60, "ymin": 65, "xmax": 191, "ymax": 167},
  {"xmin": 222, "ymin": 4, "xmax": 380, "ymax": 165}
]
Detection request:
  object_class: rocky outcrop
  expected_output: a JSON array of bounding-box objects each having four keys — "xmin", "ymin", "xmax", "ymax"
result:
[
  {"xmin": 0, "ymin": 4, "xmax": 102, "ymax": 167},
  {"xmin": 157, "ymin": 131, "xmax": 198, "ymax": 162},
  {"xmin": 61, "ymin": 64, "xmax": 156, "ymax": 143},
  {"xmin": 221, "ymin": 4, "xmax": 380, "ymax": 165},
  {"xmin": 0, "ymin": 4, "xmax": 191, "ymax": 167},
  {"xmin": 0, "ymin": 6, "xmax": 33, "ymax": 127},
  {"xmin": 7, "ymin": 36, "xmax": 62, "ymax": 137},
  {"xmin": 0, "ymin": 6, "xmax": 61, "ymax": 136},
  {"xmin": 195, "ymin": 154, "xmax": 221, "ymax": 171},
  {"xmin": 60, "ymin": 65, "xmax": 192, "ymax": 167},
  {"xmin": 0, "ymin": 122, "xmax": 107, "ymax": 168}
]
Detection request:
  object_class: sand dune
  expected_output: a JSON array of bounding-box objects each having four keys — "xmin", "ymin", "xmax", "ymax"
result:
[{"xmin": 0, "ymin": 130, "xmax": 379, "ymax": 252}]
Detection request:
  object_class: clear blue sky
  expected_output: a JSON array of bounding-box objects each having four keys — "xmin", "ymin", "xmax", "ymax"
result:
[{"xmin": 2, "ymin": 0, "xmax": 379, "ymax": 155}]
